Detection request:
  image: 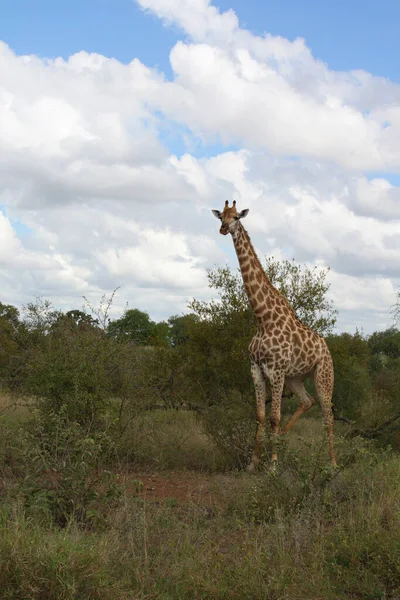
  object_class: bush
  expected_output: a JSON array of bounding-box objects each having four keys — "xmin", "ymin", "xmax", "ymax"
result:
[
  {"xmin": 0, "ymin": 414, "xmax": 27, "ymax": 481},
  {"xmin": 201, "ymin": 401, "xmax": 255, "ymax": 470},
  {"xmin": 21, "ymin": 322, "xmax": 114, "ymax": 427},
  {"xmin": 18, "ymin": 409, "xmax": 121, "ymax": 527},
  {"xmin": 223, "ymin": 429, "xmax": 385, "ymax": 523}
]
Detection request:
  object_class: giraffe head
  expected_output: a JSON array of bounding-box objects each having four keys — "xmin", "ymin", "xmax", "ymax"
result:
[{"xmin": 211, "ymin": 200, "xmax": 249, "ymax": 235}]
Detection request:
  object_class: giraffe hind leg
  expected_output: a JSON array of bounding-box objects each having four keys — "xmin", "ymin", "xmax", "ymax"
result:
[
  {"xmin": 281, "ymin": 378, "xmax": 314, "ymax": 434},
  {"xmin": 314, "ymin": 356, "xmax": 337, "ymax": 467}
]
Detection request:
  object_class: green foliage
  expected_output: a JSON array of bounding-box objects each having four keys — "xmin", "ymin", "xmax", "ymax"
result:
[
  {"xmin": 0, "ymin": 406, "xmax": 400, "ymax": 599},
  {"xmin": 190, "ymin": 266, "xmax": 250, "ymax": 323},
  {"xmin": 20, "ymin": 409, "xmax": 120, "ymax": 527},
  {"xmin": 368, "ymin": 327, "xmax": 400, "ymax": 361},
  {"xmin": 0, "ymin": 303, "xmax": 20, "ymax": 380},
  {"xmin": 322, "ymin": 328, "xmax": 400, "ymax": 439},
  {"xmin": 5, "ymin": 297, "xmax": 141, "ymax": 430},
  {"xmin": 264, "ymin": 256, "xmax": 338, "ymax": 334},
  {"xmin": 19, "ymin": 316, "xmax": 113, "ymax": 426},
  {"xmin": 22, "ymin": 297, "xmax": 62, "ymax": 336},
  {"xmin": 180, "ymin": 315, "xmax": 254, "ymax": 407},
  {"xmin": 168, "ymin": 314, "xmax": 199, "ymax": 346},
  {"xmin": 108, "ymin": 308, "xmax": 169, "ymax": 346},
  {"xmin": 52, "ymin": 309, "xmax": 100, "ymax": 332},
  {"xmin": 191, "ymin": 257, "xmax": 337, "ymax": 336},
  {"xmin": 0, "ymin": 284, "xmax": 400, "ymax": 599},
  {"xmin": 326, "ymin": 331, "xmax": 373, "ymax": 419},
  {"xmin": 0, "ymin": 302, "xmax": 20, "ymax": 327},
  {"xmin": 0, "ymin": 414, "xmax": 26, "ymax": 479},
  {"xmin": 108, "ymin": 308, "xmax": 153, "ymax": 343},
  {"xmin": 117, "ymin": 409, "xmax": 223, "ymax": 471},
  {"xmin": 201, "ymin": 403, "xmax": 255, "ymax": 470},
  {"xmin": 227, "ymin": 431, "xmax": 387, "ymax": 522}
]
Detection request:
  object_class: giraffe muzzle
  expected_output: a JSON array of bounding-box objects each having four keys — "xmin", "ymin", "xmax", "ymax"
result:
[{"xmin": 220, "ymin": 225, "xmax": 229, "ymax": 235}]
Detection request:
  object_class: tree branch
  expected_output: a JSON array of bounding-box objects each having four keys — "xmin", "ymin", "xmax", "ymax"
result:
[
  {"xmin": 334, "ymin": 415, "xmax": 354, "ymax": 426},
  {"xmin": 144, "ymin": 402, "xmax": 205, "ymax": 413},
  {"xmin": 355, "ymin": 412, "xmax": 400, "ymax": 439}
]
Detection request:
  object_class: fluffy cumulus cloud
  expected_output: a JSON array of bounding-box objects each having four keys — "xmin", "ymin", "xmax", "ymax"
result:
[
  {"xmin": 138, "ymin": 0, "xmax": 400, "ymax": 171},
  {"xmin": 0, "ymin": 0, "xmax": 399, "ymax": 332}
]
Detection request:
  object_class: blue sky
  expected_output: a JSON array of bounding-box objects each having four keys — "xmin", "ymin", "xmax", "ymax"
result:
[
  {"xmin": 2, "ymin": 0, "xmax": 399, "ymax": 181},
  {"xmin": 0, "ymin": 0, "xmax": 399, "ymax": 331},
  {"xmin": 1, "ymin": 0, "xmax": 399, "ymax": 83}
]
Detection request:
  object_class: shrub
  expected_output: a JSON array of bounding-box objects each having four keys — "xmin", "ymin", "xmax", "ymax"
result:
[
  {"xmin": 22, "ymin": 322, "xmax": 114, "ymax": 427},
  {"xmin": 19, "ymin": 409, "xmax": 121, "ymax": 527},
  {"xmin": 201, "ymin": 401, "xmax": 255, "ymax": 470}
]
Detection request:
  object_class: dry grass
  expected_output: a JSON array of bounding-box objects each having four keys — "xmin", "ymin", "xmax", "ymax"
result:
[
  {"xmin": 0, "ymin": 389, "xmax": 32, "ymax": 420},
  {"xmin": 0, "ymin": 408, "xmax": 400, "ymax": 599},
  {"xmin": 118, "ymin": 409, "xmax": 226, "ymax": 471},
  {"xmin": 1, "ymin": 450, "xmax": 399, "ymax": 600},
  {"xmin": 0, "ymin": 390, "xmax": 14, "ymax": 413}
]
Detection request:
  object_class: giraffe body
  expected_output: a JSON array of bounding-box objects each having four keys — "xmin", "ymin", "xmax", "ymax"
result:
[{"xmin": 212, "ymin": 201, "xmax": 337, "ymax": 469}]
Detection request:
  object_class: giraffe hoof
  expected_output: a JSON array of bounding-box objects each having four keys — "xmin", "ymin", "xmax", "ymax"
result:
[
  {"xmin": 269, "ymin": 460, "xmax": 278, "ymax": 474},
  {"xmin": 247, "ymin": 462, "xmax": 257, "ymax": 473}
]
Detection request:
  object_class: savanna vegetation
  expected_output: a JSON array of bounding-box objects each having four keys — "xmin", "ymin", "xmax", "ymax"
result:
[{"xmin": 0, "ymin": 257, "xmax": 399, "ymax": 599}]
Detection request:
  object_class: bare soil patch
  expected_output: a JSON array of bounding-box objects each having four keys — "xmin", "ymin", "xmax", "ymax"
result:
[{"xmin": 123, "ymin": 471, "xmax": 222, "ymax": 506}]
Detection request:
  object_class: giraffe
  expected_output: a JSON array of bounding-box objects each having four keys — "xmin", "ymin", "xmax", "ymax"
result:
[{"xmin": 211, "ymin": 200, "xmax": 337, "ymax": 471}]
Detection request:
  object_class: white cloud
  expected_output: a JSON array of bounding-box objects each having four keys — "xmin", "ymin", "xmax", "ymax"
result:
[
  {"xmin": 0, "ymin": 1, "xmax": 399, "ymax": 333},
  {"xmin": 137, "ymin": 0, "xmax": 400, "ymax": 171},
  {"xmin": 137, "ymin": 0, "xmax": 240, "ymax": 44},
  {"xmin": 96, "ymin": 226, "xmax": 209, "ymax": 290},
  {"xmin": 348, "ymin": 177, "xmax": 400, "ymax": 220},
  {"xmin": 0, "ymin": 212, "xmax": 21, "ymax": 263},
  {"xmin": 0, "ymin": 41, "xmax": 188, "ymax": 210},
  {"xmin": 328, "ymin": 271, "xmax": 397, "ymax": 334}
]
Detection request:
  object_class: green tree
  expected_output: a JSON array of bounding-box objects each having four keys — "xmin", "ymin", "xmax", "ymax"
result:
[
  {"xmin": 18, "ymin": 320, "xmax": 111, "ymax": 426},
  {"xmin": 22, "ymin": 298, "xmax": 62, "ymax": 336},
  {"xmin": 326, "ymin": 332, "xmax": 372, "ymax": 420},
  {"xmin": 108, "ymin": 309, "xmax": 170, "ymax": 346},
  {"xmin": 264, "ymin": 257, "xmax": 337, "ymax": 334},
  {"xmin": 108, "ymin": 309, "xmax": 156, "ymax": 345},
  {"xmin": 191, "ymin": 257, "xmax": 337, "ymax": 336},
  {"xmin": 368, "ymin": 328, "xmax": 400, "ymax": 361},
  {"xmin": 0, "ymin": 302, "xmax": 21, "ymax": 382},
  {"xmin": 56, "ymin": 310, "xmax": 99, "ymax": 331},
  {"xmin": 168, "ymin": 314, "xmax": 199, "ymax": 346},
  {"xmin": 0, "ymin": 302, "xmax": 20, "ymax": 328},
  {"xmin": 151, "ymin": 321, "xmax": 171, "ymax": 347}
]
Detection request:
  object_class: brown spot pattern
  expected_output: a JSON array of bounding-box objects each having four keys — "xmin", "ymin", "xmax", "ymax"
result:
[{"xmin": 213, "ymin": 207, "xmax": 337, "ymax": 468}]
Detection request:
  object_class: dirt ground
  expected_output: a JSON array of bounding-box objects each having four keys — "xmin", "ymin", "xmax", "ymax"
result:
[{"xmin": 123, "ymin": 471, "xmax": 221, "ymax": 506}]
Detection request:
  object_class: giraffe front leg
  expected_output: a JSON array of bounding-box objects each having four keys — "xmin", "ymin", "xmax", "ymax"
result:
[
  {"xmin": 267, "ymin": 370, "xmax": 285, "ymax": 465},
  {"xmin": 248, "ymin": 361, "xmax": 266, "ymax": 472}
]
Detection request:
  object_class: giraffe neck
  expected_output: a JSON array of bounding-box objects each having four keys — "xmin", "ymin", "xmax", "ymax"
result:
[{"xmin": 232, "ymin": 223, "xmax": 277, "ymax": 323}]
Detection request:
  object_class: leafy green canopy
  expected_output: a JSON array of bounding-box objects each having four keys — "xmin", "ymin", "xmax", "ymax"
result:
[{"xmin": 190, "ymin": 256, "xmax": 337, "ymax": 336}]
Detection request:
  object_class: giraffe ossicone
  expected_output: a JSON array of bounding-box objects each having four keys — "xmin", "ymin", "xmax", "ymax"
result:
[{"xmin": 211, "ymin": 201, "xmax": 337, "ymax": 470}]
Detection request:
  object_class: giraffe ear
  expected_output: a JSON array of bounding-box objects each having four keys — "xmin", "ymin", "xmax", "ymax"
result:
[
  {"xmin": 211, "ymin": 210, "xmax": 222, "ymax": 219},
  {"xmin": 237, "ymin": 209, "xmax": 249, "ymax": 219}
]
